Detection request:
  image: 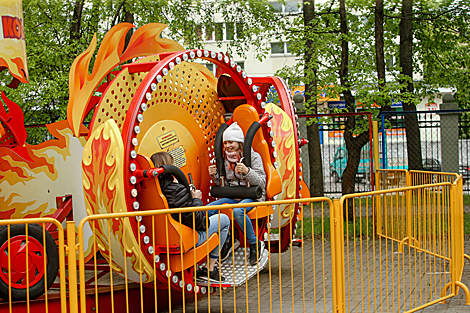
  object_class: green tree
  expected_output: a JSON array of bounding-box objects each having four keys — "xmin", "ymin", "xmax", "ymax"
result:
[
  {"xmin": 0, "ymin": 0, "xmax": 281, "ymax": 144},
  {"xmin": 278, "ymin": 0, "xmax": 470, "ymax": 201}
]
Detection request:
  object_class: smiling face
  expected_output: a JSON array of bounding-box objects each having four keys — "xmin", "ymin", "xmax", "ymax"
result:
[{"xmin": 224, "ymin": 140, "xmax": 241, "ymax": 153}]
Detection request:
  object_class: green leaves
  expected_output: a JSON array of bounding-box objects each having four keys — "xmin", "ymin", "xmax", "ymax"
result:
[{"xmin": 1, "ymin": 0, "xmax": 284, "ymax": 144}]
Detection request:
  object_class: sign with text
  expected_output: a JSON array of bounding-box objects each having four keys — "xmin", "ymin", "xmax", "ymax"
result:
[{"xmin": 0, "ymin": 0, "xmax": 28, "ymax": 86}]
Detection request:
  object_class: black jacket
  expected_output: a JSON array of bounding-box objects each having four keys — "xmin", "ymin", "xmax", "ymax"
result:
[{"xmin": 158, "ymin": 174, "xmax": 208, "ymax": 231}]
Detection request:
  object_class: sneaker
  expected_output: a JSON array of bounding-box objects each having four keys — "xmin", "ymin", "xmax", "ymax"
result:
[
  {"xmin": 196, "ymin": 266, "xmax": 208, "ymax": 278},
  {"xmin": 220, "ymin": 238, "xmax": 241, "ymax": 262},
  {"xmin": 233, "ymin": 239, "xmax": 240, "ymax": 250},
  {"xmin": 220, "ymin": 239, "xmax": 232, "ymax": 262},
  {"xmin": 199, "ymin": 267, "xmax": 226, "ymax": 283},
  {"xmin": 249, "ymin": 240, "xmax": 265, "ymax": 266}
]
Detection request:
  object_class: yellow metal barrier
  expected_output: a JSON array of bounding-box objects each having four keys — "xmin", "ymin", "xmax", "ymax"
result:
[
  {"xmin": 364, "ymin": 169, "xmax": 469, "ymax": 312},
  {"xmin": 0, "ymin": 218, "xmax": 67, "ymax": 313},
  {"xmin": 75, "ymin": 198, "xmax": 338, "ymax": 313},
  {"xmin": 1, "ymin": 174, "xmax": 467, "ymax": 312}
]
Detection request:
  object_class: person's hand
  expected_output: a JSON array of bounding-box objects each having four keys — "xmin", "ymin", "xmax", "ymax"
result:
[
  {"xmin": 235, "ymin": 162, "xmax": 249, "ymax": 175},
  {"xmin": 191, "ymin": 189, "xmax": 202, "ymax": 199},
  {"xmin": 208, "ymin": 165, "xmax": 217, "ymax": 176}
]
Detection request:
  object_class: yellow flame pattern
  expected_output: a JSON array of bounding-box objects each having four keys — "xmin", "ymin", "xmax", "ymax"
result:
[
  {"xmin": 82, "ymin": 120, "xmax": 153, "ymax": 283},
  {"xmin": 265, "ymin": 103, "xmax": 297, "ymax": 228}
]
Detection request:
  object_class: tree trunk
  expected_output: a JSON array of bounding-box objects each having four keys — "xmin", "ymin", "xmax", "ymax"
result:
[
  {"xmin": 375, "ymin": 0, "xmax": 385, "ymax": 92},
  {"xmin": 70, "ymin": 0, "xmax": 84, "ymax": 43},
  {"xmin": 123, "ymin": 1, "xmax": 134, "ymax": 50},
  {"xmin": 399, "ymin": 0, "xmax": 422, "ymax": 170},
  {"xmin": 304, "ymin": 0, "xmax": 324, "ymax": 196},
  {"xmin": 339, "ymin": 0, "xmax": 370, "ymax": 220}
]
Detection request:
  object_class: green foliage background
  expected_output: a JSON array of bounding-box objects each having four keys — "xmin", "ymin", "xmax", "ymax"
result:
[{"xmin": 0, "ymin": 0, "xmax": 281, "ymax": 144}]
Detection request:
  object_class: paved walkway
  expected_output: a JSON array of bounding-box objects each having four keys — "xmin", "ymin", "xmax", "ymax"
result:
[{"xmin": 164, "ymin": 240, "xmax": 470, "ymax": 313}]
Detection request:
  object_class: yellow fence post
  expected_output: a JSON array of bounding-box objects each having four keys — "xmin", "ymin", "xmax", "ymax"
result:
[
  {"xmin": 454, "ymin": 178, "xmax": 465, "ymax": 289},
  {"xmin": 372, "ymin": 121, "xmax": 382, "ymax": 237},
  {"xmin": 372, "ymin": 121, "xmax": 380, "ymax": 190},
  {"xmin": 67, "ymin": 221, "xmax": 79, "ymax": 313},
  {"xmin": 406, "ymin": 171, "xmax": 413, "ymax": 246},
  {"xmin": 331, "ymin": 199, "xmax": 346, "ymax": 313}
]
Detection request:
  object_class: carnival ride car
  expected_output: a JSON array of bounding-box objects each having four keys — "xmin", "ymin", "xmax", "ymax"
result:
[{"xmin": 0, "ymin": 22, "xmax": 309, "ymax": 305}]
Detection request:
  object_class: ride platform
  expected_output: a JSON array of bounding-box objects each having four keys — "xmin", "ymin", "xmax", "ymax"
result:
[{"xmin": 196, "ymin": 247, "xmax": 270, "ymax": 288}]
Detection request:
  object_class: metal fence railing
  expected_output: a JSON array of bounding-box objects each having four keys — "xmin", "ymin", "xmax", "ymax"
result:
[
  {"xmin": 1, "ymin": 172, "xmax": 467, "ymax": 312},
  {"xmin": 297, "ymin": 109, "xmax": 470, "ymax": 195},
  {"xmin": 380, "ymin": 110, "xmax": 470, "ymax": 194},
  {"xmin": 297, "ymin": 113, "xmax": 373, "ymax": 196}
]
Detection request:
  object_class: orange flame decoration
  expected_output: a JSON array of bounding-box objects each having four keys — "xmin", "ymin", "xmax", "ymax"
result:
[
  {"xmin": 0, "ymin": 120, "xmax": 86, "ymax": 219},
  {"xmin": 0, "ymin": 91, "xmax": 27, "ymax": 146},
  {"xmin": 67, "ymin": 23, "xmax": 184, "ymax": 137},
  {"xmin": 265, "ymin": 103, "xmax": 297, "ymax": 228},
  {"xmin": 0, "ymin": 119, "xmax": 98, "ymax": 261},
  {"xmin": 0, "ymin": 0, "xmax": 29, "ymax": 87},
  {"xmin": 0, "ymin": 56, "xmax": 28, "ymax": 88},
  {"xmin": 82, "ymin": 120, "xmax": 153, "ymax": 282}
]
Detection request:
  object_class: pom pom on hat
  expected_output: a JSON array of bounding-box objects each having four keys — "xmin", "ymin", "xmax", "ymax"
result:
[{"xmin": 223, "ymin": 122, "xmax": 244, "ymax": 143}]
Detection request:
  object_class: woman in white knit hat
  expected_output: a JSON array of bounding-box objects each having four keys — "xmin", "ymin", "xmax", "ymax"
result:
[{"xmin": 207, "ymin": 122, "xmax": 266, "ymax": 266}]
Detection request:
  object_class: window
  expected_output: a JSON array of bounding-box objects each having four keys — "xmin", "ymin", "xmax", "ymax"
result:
[
  {"xmin": 205, "ymin": 25, "xmax": 214, "ymax": 41},
  {"xmin": 195, "ymin": 25, "xmax": 203, "ymax": 41},
  {"xmin": 285, "ymin": 1, "xmax": 301, "ymax": 13},
  {"xmin": 203, "ymin": 23, "xmax": 241, "ymax": 42},
  {"xmin": 236, "ymin": 23, "xmax": 244, "ymax": 38},
  {"xmin": 215, "ymin": 23, "xmax": 224, "ymax": 41},
  {"xmin": 270, "ymin": 1, "xmax": 302, "ymax": 14},
  {"xmin": 235, "ymin": 61, "xmax": 244, "ymax": 71},
  {"xmin": 271, "ymin": 42, "xmax": 291, "ymax": 55},
  {"xmin": 270, "ymin": 2, "xmax": 283, "ymax": 12},
  {"xmin": 271, "ymin": 42, "xmax": 284, "ymax": 54},
  {"xmin": 226, "ymin": 23, "xmax": 235, "ymax": 41},
  {"xmin": 286, "ymin": 43, "xmax": 291, "ymax": 53},
  {"xmin": 386, "ymin": 56, "xmax": 397, "ymax": 69},
  {"xmin": 205, "ymin": 63, "xmax": 215, "ymax": 74}
]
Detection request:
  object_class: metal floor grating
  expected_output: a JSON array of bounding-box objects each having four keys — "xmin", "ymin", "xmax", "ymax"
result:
[{"xmin": 196, "ymin": 246, "xmax": 269, "ymax": 288}]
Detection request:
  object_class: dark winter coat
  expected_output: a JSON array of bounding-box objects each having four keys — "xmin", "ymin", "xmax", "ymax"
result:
[{"xmin": 158, "ymin": 174, "xmax": 208, "ymax": 231}]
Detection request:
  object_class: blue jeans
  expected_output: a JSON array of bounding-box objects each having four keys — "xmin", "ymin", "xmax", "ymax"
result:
[
  {"xmin": 196, "ymin": 214, "xmax": 230, "ymax": 259},
  {"xmin": 207, "ymin": 198, "xmax": 258, "ymax": 245}
]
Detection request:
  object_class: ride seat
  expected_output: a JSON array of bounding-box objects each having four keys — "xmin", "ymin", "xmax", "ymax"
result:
[
  {"xmin": 135, "ymin": 154, "xmax": 218, "ymax": 272},
  {"xmin": 217, "ymin": 104, "xmax": 281, "ymax": 220}
]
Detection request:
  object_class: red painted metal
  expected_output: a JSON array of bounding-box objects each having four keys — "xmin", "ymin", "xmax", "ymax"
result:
[
  {"xmin": 299, "ymin": 138, "xmax": 308, "ymax": 147},
  {"xmin": 0, "ymin": 284, "xmax": 161, "ymax": 313},
  {"xmin": 134, "ymin": 167, "xmax": 164, "ymax": 181},
  {"xmin": 258, "ymin": 112, "xmax": 271, "ymax": 125},
  {"xmin": 45, "ymin": 196, "xmax": 73, "ymax": 232},
  {"xmin": 218, "ymin": 96, "xmax": 247, "ymax": 101},
  {"xmin": 0, "ymin": 91, "xmax": 27, "ymax": 148},
  {"xmin": 121, "ymin": 61, "xmax": 159, "ymax": 74},
  {"xmin": 0, "ymin": 236, "xmax": 45, "ymax": 288}
]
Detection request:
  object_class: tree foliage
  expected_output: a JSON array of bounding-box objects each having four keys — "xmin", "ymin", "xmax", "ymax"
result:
[
  {"xmin": 0, "ymin": 0, "xmax": 281, "ymax": 143},
  {"xmin": 276, "ymin": 0, "xmax": 470, "ymax": 197}
]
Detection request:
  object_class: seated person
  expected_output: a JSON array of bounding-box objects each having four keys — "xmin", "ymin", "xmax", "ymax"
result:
[
  {"xmin": 207, "ymin": 122, "xmax": 266, "ymax": 265},
  {"xmin": 151, "ymin": 152, "xmax": 229, "ymax": 283}
]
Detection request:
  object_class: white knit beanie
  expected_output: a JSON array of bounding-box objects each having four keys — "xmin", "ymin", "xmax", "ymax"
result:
[{"xmin": 223, "ymin": 122, "xmax": 245, "ymax": 143}]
